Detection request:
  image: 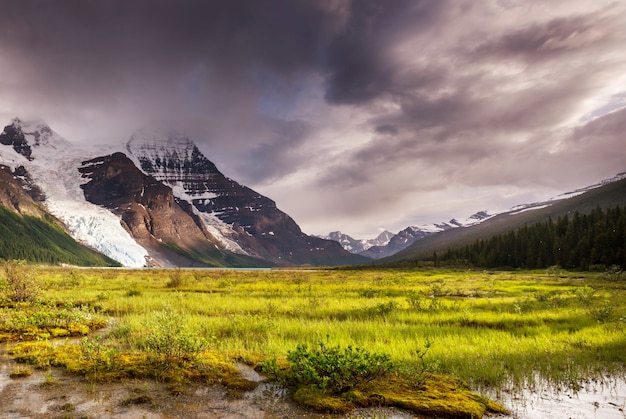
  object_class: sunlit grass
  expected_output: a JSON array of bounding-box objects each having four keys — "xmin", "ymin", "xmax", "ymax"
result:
[{"xmin": 2, "ymin": 266, "xmax": 625, "ymax": 412}]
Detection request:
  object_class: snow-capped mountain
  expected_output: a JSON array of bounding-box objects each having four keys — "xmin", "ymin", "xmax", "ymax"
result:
[
  {"xmin": 0, "ymin": 118, "xmax": 364, "ymax": 267},
  {"xmin": 328, "ymin": 211, "xmax": 493, "ymax": 259},
  {"xmin": 508, "ymin": 173, "xmax": 626, "ymax": 215},
  {"xmin": 126, "ymin": 128, "xmax": 363, "ymax": 266},
  {"xmin": 319, "ymin": 230, "xmax": 395, "ymax": 253},
  {"xmin": 332, "ymin": 172, "xmax": 626, "ymax": 260}
]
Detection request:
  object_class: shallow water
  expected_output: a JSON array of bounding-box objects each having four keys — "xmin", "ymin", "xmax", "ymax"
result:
[{"xmin": 487, "ymin": 376, "xmax": 626, "ymax": 418}]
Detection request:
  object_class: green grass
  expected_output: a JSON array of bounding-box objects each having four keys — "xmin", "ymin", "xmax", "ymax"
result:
[{"xmin": 2, "ymin": 266, "xmax": 625, "ymax": 416}]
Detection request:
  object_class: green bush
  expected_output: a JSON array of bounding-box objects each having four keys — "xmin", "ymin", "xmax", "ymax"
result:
[
  {"xmin": 282, "ymin": 340, "xmax": 393, "ymax": 395},
  {"xmin": 141, "ymin": 310, "xmax": 209, "ymax": 365}
]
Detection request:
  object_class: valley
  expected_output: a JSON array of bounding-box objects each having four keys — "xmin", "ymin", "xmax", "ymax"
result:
[{"xmin": 1, "ymin": 266, "xmax": 625, "ymax": 417}]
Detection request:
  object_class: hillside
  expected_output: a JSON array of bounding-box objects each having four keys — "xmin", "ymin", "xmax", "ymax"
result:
[
  {"xmin": 379, "ymin": 177, "xmax": 626, "ymax": 265},
  {"xmin": 0, "ymin": 165, "xmax": 119, "ymax": 266}
]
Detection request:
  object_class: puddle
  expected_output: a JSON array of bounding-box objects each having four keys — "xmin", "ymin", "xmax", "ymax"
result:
[
  {"xmin": 486, "ymin": 376, "xmax": 626, "ymax": 419},
  {"xmin": 236, "ymin": 362, "xmax": 264, "ymax": 382}
]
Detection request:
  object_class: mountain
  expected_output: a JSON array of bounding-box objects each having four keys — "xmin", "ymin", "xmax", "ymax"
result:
[
  {"xmin": 0, "ymin": 118, "xmax": 366, "ymax": 267},
  {"xmin": 379, "ymin": 174, "xmax": 626, "ymax": 265},
  {"xmin": 331, "ymin": 173, "xmax": 625, "ymax": 263},
  {"xmin": 78, "ymin": 152, "xmax": 265, "ymax": 267},
  {"xmin": 126, "ymin": 129, "xmax": 366, "ymax": 266},
  {"xmin": 327, "ymin": 212, "xmax": 493, "ymax": 259},
  {"xmin": 319, "ymin": 230, "xmax": 395, "ymax": 254},
  {"xmin": 0, "ymin": 118, "xmax": 151, "ymax": 267}
]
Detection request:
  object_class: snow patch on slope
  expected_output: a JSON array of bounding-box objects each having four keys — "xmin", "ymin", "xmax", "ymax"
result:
[{"xmin": 195, "ymin": 211, "xmax": 247, "ymax": 254}]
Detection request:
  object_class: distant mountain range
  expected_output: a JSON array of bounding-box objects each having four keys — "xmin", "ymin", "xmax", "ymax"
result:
[
  {"xmin": 0, "ymin": 118, "xmax": 365, "ymax": 267},
  {"xmin": 320, "ymin": 211, "xmax": 493, "ymax": 259},
  {"xmin": 324, "ymin": 174, "xmax": 626, "ymax": 260}
]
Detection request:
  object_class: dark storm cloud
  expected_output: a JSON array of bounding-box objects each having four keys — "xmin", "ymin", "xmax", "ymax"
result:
[
  {"xmin": 0, "ymin": 0, "xmax": 341, "ymax": 166},
  {"xmin": 1, "ymin": 0, "xmax": 625, "ymax": 237},
  {"xmin": 323, "ymin": 0, "xmax": 445, "ymax": 105},
  {"xmin": 375, "ymin": 124, "xmax": 398, "ymax": 136},
  {"xmin": 1, "ymin": 0, "xmax": 330, "ymax": 72},
  {"xmin": 312, "ymin": 0, "xmax": 626, "ymax": 220},
  {"xmin": 236, "ymin": 118, "xmax": 312, "ymax": 182},
  {"xmin": 0, "ymin": 1, "xmax": 332, "ymax": 113}
]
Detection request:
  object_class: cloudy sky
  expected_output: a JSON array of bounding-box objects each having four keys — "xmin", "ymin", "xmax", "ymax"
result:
[{"xmin": 1, "ymin": 0, "xmax": 626, "ymax": 238}]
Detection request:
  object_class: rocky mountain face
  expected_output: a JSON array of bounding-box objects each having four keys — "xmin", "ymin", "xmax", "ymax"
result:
[
  {"xmin": 126, "ymin": 130, "xmax": 363, "ymax": 266},
  {"xmin": 0, "ymin": 122, "xmax": 34, "ymax": 160},
  {"xmin": 0, "ymin": 164, "xmax": 46, "ymax": 217},
  {"xmin": 0, "ymin": 118, "xmax": 365, "ymax": 267},
  {"xmin": 78, "ymin": 152, "xmax": 257, "ymax": 267}
]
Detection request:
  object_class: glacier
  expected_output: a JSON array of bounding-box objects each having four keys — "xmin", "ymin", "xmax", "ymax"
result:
[{"xmin": 0, "ymin": 119, "xmax": 149, "ymax": 267}]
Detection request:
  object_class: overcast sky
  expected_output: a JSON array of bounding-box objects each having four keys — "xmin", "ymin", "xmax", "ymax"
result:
[{"xmin": 1, "ymin": 0, "xmax": 625, "ymax": 238}]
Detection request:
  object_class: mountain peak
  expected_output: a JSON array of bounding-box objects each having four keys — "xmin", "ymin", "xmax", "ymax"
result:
[
  {"xmin": 0, "ymin": 118, "xmax": 71, "ymax": 160},
  {"xmin": 127, "ymin": 127, "xmax": 195, "ymax": 152},
  {"xmin": 126, "ymin": 127, "xmax": 221, "ymax": 184}
]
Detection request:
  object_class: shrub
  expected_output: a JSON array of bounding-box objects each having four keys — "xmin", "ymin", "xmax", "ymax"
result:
[
  {"xmin": 590, "ymin": 301, "xmax": 615, "ymax": 323},
  {"xmin": 575, "ymin": 285, "xmax": 596, "ymax": 303},
  {"xmin": 373, "ymin": 300, "xmax": 397, "ymax": 319},
  {"xmin": 546, "ymin": 265, "xmax": 561, "ymax": 279},
  {"xmin": 406, "ymin": 291, "xmax": 428, "ymax": 311},
  {"xmin": 600, "ymin": 265, "xmax": 626, "ymax": 282},
  {"xmin": 1, "ymin": 260, "xmax": 41, "ymax": 302},
  {"xmin": 166, "ymin": 268, "xmax": 184, "ymax": 288},
  {"xmin": 282, "ymin": 340, "xmax": 393, "ymax": 395},
  {"xmin": 401, "ymin": 339, "xmax": 437, "ymax": 387},
  {"xmin": 141, "ymin": 309, "xmax": 209, "ymax": 365}
]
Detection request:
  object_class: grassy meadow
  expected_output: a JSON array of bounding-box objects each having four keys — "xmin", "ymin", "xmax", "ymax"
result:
[{"xmin": 2, "ymin": 265, "xmax": 625, "ymax": 416}]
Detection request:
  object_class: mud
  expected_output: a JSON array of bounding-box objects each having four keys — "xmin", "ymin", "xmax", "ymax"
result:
[{"xmin": 0, "ymin": 347, "xmax": 419, "ymax": 419}]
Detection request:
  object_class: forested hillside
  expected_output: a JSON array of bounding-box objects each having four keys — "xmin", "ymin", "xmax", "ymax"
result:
[
  {"xmin": 0, "ymin": 206, "xmax": 120, "ymax": 266},
  {"xmin": 436, "ymin": 206, "xmax": 626, "ymax": 270}
]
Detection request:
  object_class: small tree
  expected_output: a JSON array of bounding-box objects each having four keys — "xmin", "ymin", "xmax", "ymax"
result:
[
  {"xmin": 142, "ymin": 309, "xmax": 208, "ymax": 366},
  {"xmin": 2, "ymin": 259, "xmax": 41, "ymax": 302}
]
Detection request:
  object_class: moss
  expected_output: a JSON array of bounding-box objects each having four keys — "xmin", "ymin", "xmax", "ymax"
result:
[
  {"xmin": 7, "ymin": 340, "xmax": 260, "ymax": 395},
  {"xmin": 9, "ymin": 366, "xmax": 32, "ymax": 378},
  {"xmin": 49, "ymin": 327, "xmax": 69, "ymax": 337},
  {"xmin": 364, "ymin": 374, "xmax": 509, "ymax": 418},
  {"xmin": 292, "ymin": 386, "xmax": 354, "ymax": 414},
  {"xmin": 283, "ymin": 373, "xmax": 508, "ymax": 418}
]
